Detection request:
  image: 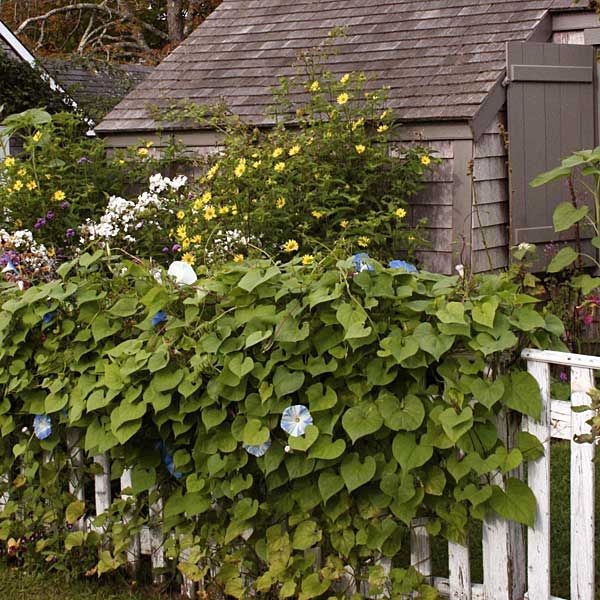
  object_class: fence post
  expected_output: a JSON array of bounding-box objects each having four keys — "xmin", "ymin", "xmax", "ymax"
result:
[
  {"xmin": 448, "ymin": 540, "xmax": 471, "ymax": 600},
  {"xmin": 120, "ymin": 469, "xmax": 141, "ymax": 573},
  {"xmin": 524, "ymin": 360, "xmax": 552, "ymax": 600},
  {"xmin": 410, "ymin": 518, "xmax": 431, "ymax": 585},
  {"xmin": 482, "ymin": 411, "xmax": 525, "ymax": 600},
  {"xmin": 570, "ymin": 366, "xmax": 595, "ymax": 600}
]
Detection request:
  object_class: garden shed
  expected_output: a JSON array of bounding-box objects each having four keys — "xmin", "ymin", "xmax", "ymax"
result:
[{"xmin": 96, "ymin": 0, "xmax": 599, "ymax": 274}]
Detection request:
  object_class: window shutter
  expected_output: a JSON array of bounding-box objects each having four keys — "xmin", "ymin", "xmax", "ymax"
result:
[{"xmin": 507, "ymin": 42, "xmax": 595, "ymax": 246}]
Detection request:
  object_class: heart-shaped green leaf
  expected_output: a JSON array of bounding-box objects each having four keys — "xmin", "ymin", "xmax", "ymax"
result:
[
  {"xmin": 340, "ymin": 453, "xmax": 376, "ymax": 492},
  {"xmin": 318, "ymin": 470, "xmax": 345, "ymax": 503},
  {"xmin": 308, "ymin": 435, "xmax": 346, "ymax": 460},
  {"xmin": 342, "ymin": 403, "xmax": 383, "ymax": 443},
  {"xmin": 392, "ymin": 433, "xmax": 433, "ymax": 472}
]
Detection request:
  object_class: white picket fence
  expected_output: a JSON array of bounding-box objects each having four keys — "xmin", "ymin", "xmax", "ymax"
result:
[{"xmin": 4, "ymin": 349, "xmax": 598, "ymax": 598}]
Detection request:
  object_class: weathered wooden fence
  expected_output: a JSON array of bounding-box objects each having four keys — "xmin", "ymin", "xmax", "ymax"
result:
[{"xmin": 7, "ymin": 349, "xmax": 599, "ymax": 598}]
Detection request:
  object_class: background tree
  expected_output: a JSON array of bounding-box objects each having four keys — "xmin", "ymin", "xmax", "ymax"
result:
[{"xmin": 0, "ymin": 0, "xmax": 222, "ymax": 61}]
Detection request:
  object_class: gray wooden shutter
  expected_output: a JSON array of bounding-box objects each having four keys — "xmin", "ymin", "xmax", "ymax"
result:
[{"xmin": 507, "ymin": 42, "xmax": 595, "ymax": 246}]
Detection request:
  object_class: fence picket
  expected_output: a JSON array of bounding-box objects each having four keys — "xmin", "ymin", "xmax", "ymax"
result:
[
  {"xmin": 525, "ymin": 361, "xmax": 552, "ymax": 600},
  {"xmin": 570, "ymin": 366, "xmax": 595, "ymax": 600},
  {"xmin": 448, "ymin": 541, "xmax": 471, "ymax": 600},
  {"xmin": 149, "ymin": 490, "xmax": 165, "ymax": 583},
  {"xmin": 410, "ymin": 518, "xmax": 431, "ymax": 586},
  {"xmin": 120, "ymin": 469, "xmax": 141, "ymax": 572},
  {"xmin": 93, "ymin": 453, "xmax": 111, "ymax": 530}
]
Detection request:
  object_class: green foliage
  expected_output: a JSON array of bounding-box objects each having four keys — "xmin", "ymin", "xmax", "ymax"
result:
[
  {"xmin": 0, "ymin": 249, "xmax": 563, "ymax": 595},
  {"xmin": 162, "ymin": 69, "xmax": 435, "ymax": 265}
]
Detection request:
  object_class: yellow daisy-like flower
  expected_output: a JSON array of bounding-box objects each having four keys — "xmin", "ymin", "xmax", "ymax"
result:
[
  {"xmin": 176, "ymin": 210, "xmax": 185, "ymax": 220},
  {"xmin": 219, "ymin": 206, "xmax": 229, "ymax": 214},
  {"xmin": 26, "ymin": 180, "xmax": 37, "ymax": 191},
  {"xmin": 340, "ymin": 73, "xmax": 350, "ymax": 85},
  {"xmin": 234, "ymin": 158, "xmax": 247, "ymax": 178},
  {"xmin": 47, "ymin": 247, "xmax": 56, "ymax": 258},
  {"xmin": 182, "ymin": 252, "xmax": 195, "ymax": 265},
  {"xmin": 3, "ymin": 157, "xmax": 15, "ymax": 168},
  {"xmin": 311, "ymin": 210, "xmax": 323, "ymax": 219},
  {"xmin": 351, "ymin": 118, "xmax": 364, "ymax": 131},
  {"xmin": 355, "ymin": 144, "xmax": 366, "ymax": 154},
  {"xmin": 380, "ymin": 110, "xmax": 389, "ymax": 120},
  {"xmin": 309, "ymin": 81, "xmax": 320, "ymax": 92},
  {"xmin": 272, "ymin": 148, "xmax": 284, "ymax": 158},
  {"xmin": 137, "ymin": 147, "xmax": 149, "ymax": 157},
  {"xmin": 395, "ymin": 207, "xmax": 407, "ymax": 219},
  {"xmin": 232, "ymin": 205, "xmax": 239, "ymax": 215},
  {"xmin": 233, "ymin": 254, "xmax": 244, "ymax": 263},
  {"xmin": 204, "ymin": 206, "xmax": 216, "ymax": 221},
  {"xmin": 274, "ymin": 161, "xmax": 286, "ymax": 173},
  {"xmin": 118, "ymin": 159, "xmax": 125, "ymax": 166},
  {"xmin": 252, "ymin": 160, "xmax": 262, "ymax": 168},
  {"xmin": 337, "ymin": 92, "xmax": 350, "ymax": 105},
  {"xmin": 32, "ymin": 131, "xmax": 42, "ymax": 143},
  {"xmin": 206, "ymin": 164, "xmax": 219, "ymax": 180},
  {"xmin": 276, "ymin": 197, "xmax": 286, "ymax": 209},
  {"xmin": 182, "ymin": 238, "xmax": 191, "ymax": 250},
  {"xmin": 145, "ymin": 141, "xmax": 154, "ymax": 148},
  {"xmin": 282, "ymin": 239, "xmax": 299, "ymax": 253},
  {"xmin": 302, "ymin": 254, "xmax": 315, "ymax": 266},
  {"xmin": 17, "ymin": 168, "xmax": 26, "ymax": 177},
  {"xmin": 191, "ymin": 235, "xmax": 202, "ymax": 244},
  {"xmin": 421, "ymin": 155, "xmax": 431, "ymax": 166},
  {"xmin": 12, "ymin": 180, "xmax": 23, "ymax": 191},
  {"xmin": 377, "ymin": 124, "xmax": 389, "ymax": 133},
  {"xmin": 176, "ymin": 225, "xmax": 187, "ymax": 239},
  {"xmin": 202, "ymin": 190, "xmax": 212, "ymax": 204},
  {"xmin": 357, "ymin": 236, "xmax": 370, "ymax": 248},
  {"xmin": 288, "ymin": 145, "xmax": 301, "ymax": 157},
  {"xmin": 340, "ymin": 219, "xmax": 349, "ymax": 229}
]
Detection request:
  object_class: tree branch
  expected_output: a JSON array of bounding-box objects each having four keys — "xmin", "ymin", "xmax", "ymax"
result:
[{"xmin": 16, "ymin": 3, "xmax": 113, "ymax": 34}]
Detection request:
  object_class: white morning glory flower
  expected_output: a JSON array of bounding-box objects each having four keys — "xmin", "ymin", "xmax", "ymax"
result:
[
  {"xmin": 167, "ymin": 261, "xmax": 197, "ymax": 286},
  {"xmin": 281, "ymin": 405, "xmax": 313, "ymax": 437},
  {"xmin": 33, "ymin": 414, "xmax": 52, "ymax": 440},
  {"xmin": 243, "ymin": 437, "xmax": 272, "ymax": 457}
]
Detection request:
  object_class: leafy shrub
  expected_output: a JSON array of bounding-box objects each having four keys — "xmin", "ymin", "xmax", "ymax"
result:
[{"xmin": 0, "ymin": 249, "xmax": 564, "ymax": 596}]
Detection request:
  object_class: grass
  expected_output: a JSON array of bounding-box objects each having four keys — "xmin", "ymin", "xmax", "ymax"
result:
[{"xmin": 0, "ymin": 442, "xmax": 597, "ymax": 599}]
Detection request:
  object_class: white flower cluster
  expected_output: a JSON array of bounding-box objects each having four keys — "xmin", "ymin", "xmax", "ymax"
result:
[
  {"xmin": 80, "ymin": 173, "xmax": 188, "ymax": 245},
  {"xmin": 207, "ymin": 229, "xmax": 256, "ymax": 263}
]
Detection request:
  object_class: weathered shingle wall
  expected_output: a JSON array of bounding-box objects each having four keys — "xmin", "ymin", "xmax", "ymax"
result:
[{"xmin": 97, "ymin": 0, "xmax": 574, "ymax": 134}]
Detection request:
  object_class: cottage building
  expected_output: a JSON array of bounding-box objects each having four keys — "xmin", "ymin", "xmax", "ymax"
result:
[{"xmin": 96, "ymin": 0, "xmax": 599, "ymax": 274}]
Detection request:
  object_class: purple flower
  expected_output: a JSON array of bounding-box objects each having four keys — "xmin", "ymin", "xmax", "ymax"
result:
[
  {"xmin": 162, "ymin": 246, "xmax": 170, "ymax": 253},
  {"xmin": 60, "ymin": 201, "xmax": 69, "ymax": 209},
  {"xmin": 46, "ymin": 211, "xmax": 54, "ymax": 221},
  {"xmin": 559, "ymin": 372, "xmax": 568, "ymax": 382},
  {"xmin": 172, "ymin": 244, "xmax": 181, "ymax": 252},
  {"xmin": 65, "ymin": 228, "xmax": 75, "ymax": 238},
  {"xmin": 77, "ymin": 156, "xmax": 91, "ymax": 164},
  {"xmin": 34, "ymin": 218, "xmax": 46, "ymax": 229},
  {"xmin": 389, "ymin": 259, "xmax": 418, "ymax": 273}
]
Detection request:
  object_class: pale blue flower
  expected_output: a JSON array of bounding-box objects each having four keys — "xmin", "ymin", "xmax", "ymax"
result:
[
  {"xmin": 351, "ymin": 253, "xmax": 374, "ymax": 273},
  {"xmin": 388, "ymin": 259, "xmax": 417, "ymax": 273},
  {"xmin": 151, "ymin": 310, "xmax": 167, "ymax": 327},
  {"xmin": 244, "ymin": 437, "xmax": 272, "ymax": 457},
  {"xmin": 281, "ymin": 405, "xmax": 313, "ymax": 437},
  {"xmin": 42, "ymin": 311, "xmax": 56, "ymax": 324},
  {"xmin": 1, "ymin": 261, "xmax": 17, "ymax": 274},
  {"xmin": 157, "ymin": 441, "xmax": 183, "ymax": 479},
  {"xmin": 33, "ymin": 414, "xmax": 52, "ymax": 440}
]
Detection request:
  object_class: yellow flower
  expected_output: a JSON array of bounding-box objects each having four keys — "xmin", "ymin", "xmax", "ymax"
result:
[
  {"xmin": 340, "ymin": 73, "xmax": 350, "ymax": 85},
  {"xmin": 288, "ymin": 145, "xmax": 301, "ymax": 157},
  {"xmin": 272, "ymin": 147, "xmax": 284, "ymax": 158},
  {"xmin": 219, "ymin": 206, "xmax": 229, "ymax": 214},
  {"xmin": 377, "ymin": 124, "xmax": 389, "ymax": 133},
  {"xmin": 395, "ymin": 207, "xmax": 407, "ymax": 219},
  {"xmin": 357, "ymin": 236, "xmax": 370, "ymax": 248},
  {"xmin": 32, "ymin": 131, "xmax": 42, "ymax": 143},
  {"xmin": 47, "ymin": 247, "xmax": 56, "ymax": 258},
  {"xmin": 380, "ymin": 110, "xmax": 389, "ymax": 120},
  {"xmin": 202, "ymin": 190, "xmax": 212, "ymax": 203},
  {"xmin": 252, "ymin": 160, "xmax": 262, "ymax": 168},
  {"xmin": 351, "ymin": 118, "xmax": 364, "ymax": 131},
  {"xmin": 45, "ymin": 174, "xmax": 52, "ymax": 180},
  {"xmin": 176, "ymin": 210, "xmax": 185, "ymax": 220},
  {"xmin": 337, "ymin": 92, "xmax": 349, "ymax": 105},
  {"xmin": 282, "ymin": 239, "xmax": 299, "ymax": 253},
  {"xmin": 145, "ymin": 141, "xmax": 154, "ymax": 148},
  {"xmin": 234, "ymin": 158, "xmax": 247, "ymax": 178},
  {"xmin": 311, "ymin": 210, "xmax": 323, "ymax": 219},
  {"xmin": 118, "ymin": 159, "xmax": 125, "ymax": 166},
  {"xmin": 276, "ymin": 197, "xmax": 286, "ymax": 209},
  {"xmin": 26, "ymin": 180, "xmax": 37, "ymax": 191},
  {"xmin": 204, "ymin": 206, "xmax": 216, "ymax": 221},
  {"xmin": 176, "ymin": 225, "xmax": 187, "ymax": 239},
  {"xmin": 274, "ymin": 161, "xmax": 286, "ymax": 173},
  {"xmin": 17, "ymin": 168, "xmax": 26, "ymax": 177},
  {"xmin": 182, "ymin": 238, "xmax": 191, "ymax": 250},
  {"xmin": 137, "ymin": 147, "xmax": 149, "ymax": 157},
  {"xmin": 421, "ymin": 155, "xmax": 431, "ymax": 166},
  {"xmin": 306, "ymin": 137, "xmax": 314, "ymax": 145},
  {"xmin": 191, "ymin": 235, "xmax": 202, "ymax": 244},
  {"xmin": 12, "ymin": 180, "xmax": 23, "ymax": 191},
  {"xmin": 182, "ymin": 252, "xmax": 195, "ymax": 265},
  {"xmin": 309, "ymin": 81, "xmax": 320, "ymax": 92},
  {"xmin": 355, "ymin": 144, "xmax": 366, "ymax": 154},
  {"xmin": 232, "ymin": 205, "xmax": 238, "ymax": 215},
  {"xmin": 233, "ymin": 254, "xmax": 244, "ymax": 263},
  {"xmin": 408, "ymin": 235, "xmax": 415, "ymax": 241},
  {"xmin": 340, "ymin": 220, "xmax": 349, "ymax": 229},
  {"xmin": 3, "ymin": 157, "xmax": 15, "ymax": 167},
  {"xmin": 302, "ymin": 254, "xmax": 315, "ymax": 266},
  {"xmin": 206, "ymin": 164, "xmax": 219, "ymax": 180}
]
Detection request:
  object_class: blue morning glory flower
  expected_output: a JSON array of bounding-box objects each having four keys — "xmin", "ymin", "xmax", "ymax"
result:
[
  {"xmin": 281, "ymin": 405, "xmax": 313, "ymax": 438},
  {"xmin": 42, "ymin": 311, "xmax": 56, "ymax": 324},
  {"xmin": 351, "ymin": 253, "xmax": 374, "ymax": 273},
  {"xmin": 2, "ymin": 261, "xmax": 17, "ymax": 274},
  {"xmin": 33, "ymin": 414, "xmax": 52, "ymax": 440},
  {"xmin": 244, "ymin": 437, "xmax": 272, "ymax": 457},
  {"xmin": 158, "ymin": 442, "xmax": 183, "ymax": 479},
  {"xmin": 388, "ymin": 259, "xmax": 418, "ymax": 273},
  {"xmin": 151, "ymin": 310, "xmax": 168, "ymax": 327}
]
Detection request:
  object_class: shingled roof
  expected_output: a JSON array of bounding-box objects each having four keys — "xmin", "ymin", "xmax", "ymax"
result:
[{"xmin": 96, "ymin": 0, "xmax": 576, "ymax": 134}]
